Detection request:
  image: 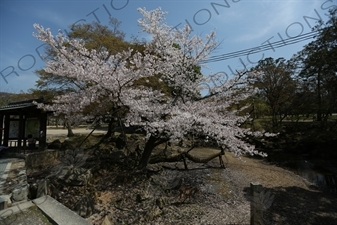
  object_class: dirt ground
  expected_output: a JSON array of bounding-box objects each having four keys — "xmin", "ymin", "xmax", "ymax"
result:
[
  {"xmin": 46, "ymin": 127, "xmax": 106, "ymax": 142},
  {"xmin": 209, "ymin": 150, "xmax": 337, "ymax": 225},
  {"xmin": 85, "ymin": 147, "xmax": 337, "ymax": 225}
]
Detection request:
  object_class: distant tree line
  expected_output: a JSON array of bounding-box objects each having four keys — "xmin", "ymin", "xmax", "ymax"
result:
[{"xmin": 245, "ymin": 9, "xmax": 337, "ymax": 131}]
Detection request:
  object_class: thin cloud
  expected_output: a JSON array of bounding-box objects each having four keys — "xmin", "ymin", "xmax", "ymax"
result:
[
  {"xmin": 232, "ymin": 1, "xmax": 313, "ymax": 43},
  {"xmin": 31, "ymin": 7, "xmax": 74, "ymax": 29}
]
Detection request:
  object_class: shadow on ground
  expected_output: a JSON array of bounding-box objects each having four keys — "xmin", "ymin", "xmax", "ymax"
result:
[{"xmin": 262, "ymin": 186, "xmax": 337, "ymax": 225}]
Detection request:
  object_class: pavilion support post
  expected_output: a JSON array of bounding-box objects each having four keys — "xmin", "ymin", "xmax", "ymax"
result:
[
  {"xmin": 39, "ymin": 113, "xmax": 47, "ymax": 151},
  {"xmin": 0, "ymin": 114, "xmax": 3, "ymax": 145},
  {"xmin": 3, "ymin": 114, "xmax": 10, "ymax": 147},
  {"xmin": 17, "ymin": 113, "xmax": 24, "ymax": 151}
]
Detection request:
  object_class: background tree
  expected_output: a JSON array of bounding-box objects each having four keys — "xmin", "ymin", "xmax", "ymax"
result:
[
  {"xmin": 250, "ymin": 57, "xmax": 296, "ymax": 129},
  {"xmin": 291, "ymin": 8, "xmax": 337, "ymax": 122}
]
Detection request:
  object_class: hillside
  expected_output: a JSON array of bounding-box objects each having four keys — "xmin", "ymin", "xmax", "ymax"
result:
[{"xmin": 0, "ymin": 92, "xmax": 13, "ymax": 106}]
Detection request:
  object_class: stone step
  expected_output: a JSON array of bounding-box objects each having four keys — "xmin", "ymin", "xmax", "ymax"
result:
[{"xmin": 33, "ymin": 195, "xmax": 92, "ymax": 225}]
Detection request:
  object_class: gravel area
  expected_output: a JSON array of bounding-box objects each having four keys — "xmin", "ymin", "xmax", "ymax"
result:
[
  {"xmin": 43, "ymin": 130, "xmax": 337, "ymax": 224},
  {"xmin": 86, "ymin": 148, "xmax": 337, "ymax": 225}
]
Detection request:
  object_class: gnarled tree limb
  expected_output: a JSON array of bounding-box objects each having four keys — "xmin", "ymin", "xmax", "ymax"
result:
[{"xmin": 149, "ymin": 147, "xmax": 226, "ymax": 169}]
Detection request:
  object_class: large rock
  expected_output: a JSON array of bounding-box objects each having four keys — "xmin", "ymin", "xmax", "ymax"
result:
[
  {"xmin": 143, "ymin": 206, "xmax": 162, "ymax": 222},
  {"xmin": 101, "ymin": 216, "xmax": 111, "ymax": 225},
  {"xmin": 73, "ymin": 194, "xmax": 95, "ymax": 217},
  {"xmin": 16, "ymin": 170, "xmax": 28, "ymax": 184},
  {"xmin": 116, "ymin": 134, "xmax": 127, "ymax": 149},
  {"xmin": 110, "ymin": 148, "xmax": 126, "ymax": 161},
  {"xmin": 28, "ymin": 182, "xmax": 38, "ymax": 199},
  {"xmin": 9, "ymin": 165, "xmax": 29, "ymax": 203},
  {"xmin": 62, "ymin": 139, "xmax": 76, "ymax": 149},
  {"xmin": 156, "ymin": 197, "xmax": 169, "ymax": 209},
  {"xmin": 28, "ymin": 179, "xmax": 49, "ymax": 200},
  {"xmin": 48, "ymin": 183, "xmax": 60, "ymax": 200},
  {"xmin": 59, "ymin": 149, "xmax": 88, "ymax": 167},
  {"xmin": 48, "ymin": 166, "xmax": 93, "ymax": 186},
  {"xmin": 11, "ymin": 184, "xmax": 28, "ymax": 202},
  {"xmin": 25, "ymin": 150, "xmax": 59, "ymax": 171},
  {"xmin": 36, "ymin": 179, "xmax": 48, "ymax": 198},
  {"xmin": 48, "ymin": 139, "xmax": 62, "ymax": 149},
  {"xmin": 101, "ymin": 215, "xmax": 115, "ymax": 225}
]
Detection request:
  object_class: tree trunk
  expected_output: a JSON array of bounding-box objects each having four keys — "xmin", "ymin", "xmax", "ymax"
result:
[
  {"xmin": 66, "ymin": 122, "xmax": 74, "ymax": 137},
  {"xmin": 317, "ymin": 71, "xmax": 322, "ymax": 122},
  {"xmin": 138, "ymin": 135, "xmax": 157, "ymax": 170},
  {"xmin": 104, "ymin": 119, "xmax": 115, "ymax": 139},
  {"xmin": 137, "ymin": 136, "xmax": 226, "ymax": 170},
  {"xmin": 138, "ymin": 136, "xmax": 168, "ymax": 170}
]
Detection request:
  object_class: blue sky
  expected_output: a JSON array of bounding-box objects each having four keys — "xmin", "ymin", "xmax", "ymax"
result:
[{"xmin": 1, "ymin": 0, "xmax": 336, "ymax": 93}]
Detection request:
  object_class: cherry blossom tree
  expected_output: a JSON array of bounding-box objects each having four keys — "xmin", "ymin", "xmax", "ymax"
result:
[{"xmin": 33, "ymin": 8, "xmax": 269, "ymax": 169}]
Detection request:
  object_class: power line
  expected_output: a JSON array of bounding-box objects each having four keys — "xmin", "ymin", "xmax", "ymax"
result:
[
  {"xmin": 201, "ymin": 31, "xmax": 319, "ymax": 63},
  {"xmin": 200, "ymin": 30, "xmax": 319, "ymax": 64}
]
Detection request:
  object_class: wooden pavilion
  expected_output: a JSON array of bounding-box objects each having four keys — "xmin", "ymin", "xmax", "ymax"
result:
[{"xmin": 0, "ymin": 98, "xmax": 50, "ymax": 152}]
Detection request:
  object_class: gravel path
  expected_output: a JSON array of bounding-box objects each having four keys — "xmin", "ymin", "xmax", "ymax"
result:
[{"xmin": 46, "ymin": 127, "xmax": 106, "ymax": 137}]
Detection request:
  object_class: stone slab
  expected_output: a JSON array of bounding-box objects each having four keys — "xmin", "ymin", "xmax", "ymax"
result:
[
  {"xmin": 0, "ymin": 200, "xmax": 34, "ymax": 218},
  {"xmin": 33, "ymin": 195, "xmax": 92, "ymax": 225}
]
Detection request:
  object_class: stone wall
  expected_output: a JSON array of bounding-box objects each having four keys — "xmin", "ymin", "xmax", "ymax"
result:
[{"xmin": 25, "ymin": 150, "xmax": 59, "ymax": 170}]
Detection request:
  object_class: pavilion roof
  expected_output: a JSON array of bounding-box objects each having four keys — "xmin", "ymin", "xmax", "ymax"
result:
[{"xmin": 0, "ymin": 98, "xmax": 48, "ymax": 113}]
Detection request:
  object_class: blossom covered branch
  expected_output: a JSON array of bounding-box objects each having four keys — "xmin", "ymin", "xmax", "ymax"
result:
[{"xmin": 33, "ymin": 8, "xmax": 270, "ymax": 165}]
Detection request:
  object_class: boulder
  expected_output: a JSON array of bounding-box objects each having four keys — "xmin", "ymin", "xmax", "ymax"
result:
[
  {"xmin": 143, "ymin": 206, "xmax": 162, "ymax": 222},
  {"xmin": 49, "ymin": 166, "xmax": 93, "ymax": 186},
  {"xmin": 48, "ymin": 183, "xmax": 60, "ymax": 200},
  {"xmin": 59, "ymin": 149, "xmax": 88, "ymax": 167},
  {"xmin": 48, "ymin": 139, "xmax": 62, "ymax": 149},
  {"xmin": 101, "ymin": 216, "xmax": 112, "ymax": 225},
  {"xmin": 36, "ymin": 179, "xmax": 48, "ymax": 198},
  {"xmin": 62, "ymin": 139, "xmax": 76, "ymax": 149},
  {"xmin": 25, "ymin": 150, "xmax": 59, "ymax": 170},
  {"xmin": 12, "ymin": 184, "xmax": 28, "ymax": 202},
  {"xmin": 101, "ymin": 215, "xmax": 116, "ymax": 225},
  {"xmin": 167, "ymin": 176, "xmax": 183, "ymax": 190},
  {"xmin": 107, "ymin": 148, "xmax": 126, "ymax": 163},
  {"xmin": 73, "ymin": 194, "xmax": 95, "ymax": 217},
  {"xmin": 136, "ymin": 188, "xmax": 151, "ymax": 203},
  {"xmin": 115, "ymin": 134, "xmax": 126, "ymax": 149},
  {"xmin": 28, "ymin": 182, "xmax": 38, "ymax": 199},
  {"xmin": 155, "ymin": 197, "xmax": 168, "ymax": 209}
]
